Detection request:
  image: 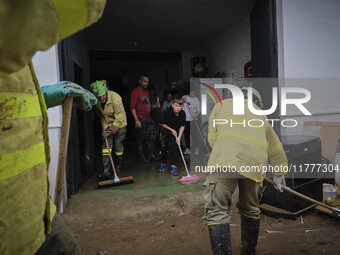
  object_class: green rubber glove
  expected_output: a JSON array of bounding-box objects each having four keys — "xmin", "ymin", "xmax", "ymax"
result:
[
  {"xmin": 41, "ymin": 81, "xmax": 97, "ymax": 110},
  {"xmin": 73, "ymin": 88, "xmax": 98, "ymax": 111}
]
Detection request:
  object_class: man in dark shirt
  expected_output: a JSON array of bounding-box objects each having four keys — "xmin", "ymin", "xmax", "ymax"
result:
[{"xmin": 158, "ymin": 99, "xmax": 186, "ymax": 175}]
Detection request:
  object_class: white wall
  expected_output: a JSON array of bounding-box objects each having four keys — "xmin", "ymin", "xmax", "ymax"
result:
[
  {"xmin": 276, "ymin": 0, "xmax": 340, "ymax": 166},
  {"xmin": 194, "ymin": 16, "xmax": 251, "ymax": 79},
  {"xmin": 32, "ymin": 45, "xmax": 68, "ymax": 212},
  {"xmin": 277, "ymin": 0, "xmax": 340, "ymax": 79}
]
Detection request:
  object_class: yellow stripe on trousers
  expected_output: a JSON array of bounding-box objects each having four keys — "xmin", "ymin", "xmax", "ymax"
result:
[{"xmin": 0, "ymin": 142, "xmax": 46, "ymax": 181}]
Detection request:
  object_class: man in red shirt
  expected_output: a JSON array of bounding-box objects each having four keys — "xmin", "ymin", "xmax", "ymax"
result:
[{"xmin": 130, "ymin": 75, "xmax": 160, "ymax": 162}]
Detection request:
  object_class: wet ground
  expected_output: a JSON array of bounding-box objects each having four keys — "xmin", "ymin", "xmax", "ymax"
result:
[{"xmin": 62, "ymin": 148, "xmax": 340, "ymax": 255}]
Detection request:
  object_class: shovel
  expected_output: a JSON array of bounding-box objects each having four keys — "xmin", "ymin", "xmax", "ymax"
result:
[{"xmin": 264, "ymin": 177, "xmax": 340, "ymax": 219}]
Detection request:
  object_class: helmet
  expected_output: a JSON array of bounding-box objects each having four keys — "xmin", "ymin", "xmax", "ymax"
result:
[
  {"xmin": 240, "ymin": 87, "xmax": 263, "ymax": 108},
  {"xmin": 91, "ymin": 80, "xmax": 108, "ymax": 96}
]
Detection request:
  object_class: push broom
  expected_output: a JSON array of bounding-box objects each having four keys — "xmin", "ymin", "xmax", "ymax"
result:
[
  {"xmin": 176, "ymin": 135, "xmax": 200, "ymax": 183},
  {"xmin": 97, "ymin": 137, "xmax": 134, "ymax": 187}
]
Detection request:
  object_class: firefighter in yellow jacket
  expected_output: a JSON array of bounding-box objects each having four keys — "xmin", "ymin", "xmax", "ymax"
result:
[
  {"xmin": 0, "ymin": 1, "xmax": 106, "ymax": 255},
  {"xmin": 204, "ymin": 87, "xmax": 288, "ymax": 255},
  {"xmin": 91, "ymin": 80, "xmax": 127, "ymax": 178}
]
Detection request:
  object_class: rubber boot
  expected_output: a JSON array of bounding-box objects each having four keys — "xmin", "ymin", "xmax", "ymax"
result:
[
  {"xmin": 115, "ymin": 154, "xmax": 123, "ymax": 175},
  {"xmin": 241, "ymin": 216, "xmax": 260, "ymax": 255},
  {"xmin": 138, "ymin": 145, "xmax": 150, "ymax": 163},
  {"xmin": 208, "ymin": 223, "xmax": 232, "ymax": 255},
  {"xmin": 97, "ymin": 156, "xmax": 112, "ymax": 180}
]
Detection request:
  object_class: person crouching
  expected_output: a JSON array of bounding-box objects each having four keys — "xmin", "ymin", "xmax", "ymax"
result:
[{"xmin": 158, "ymin": 99, "xmax": 186, "ymax": 175}]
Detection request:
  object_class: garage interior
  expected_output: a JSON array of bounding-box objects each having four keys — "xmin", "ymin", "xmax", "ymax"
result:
[
  {"xmin": 61, "ymin": 0, "xmax": 263, "ymax": 194},
  {"xmin": 57, "ymin": 0, "xmax": 340, "ymax": 254}
]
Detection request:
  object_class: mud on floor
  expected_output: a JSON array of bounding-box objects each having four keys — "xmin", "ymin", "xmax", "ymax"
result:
[{"xmin": 63, "ymin": 202, "xmax": 340, "ymax": 255}]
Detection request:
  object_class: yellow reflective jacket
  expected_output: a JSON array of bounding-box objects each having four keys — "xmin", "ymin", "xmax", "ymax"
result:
[
  {"xmin": 96, "ymin": 90, "xmax": 127, "ymax": 130},
  {"xmin": 207, "ymin": 99, "xmax": 288, "ymax": 182},
  {"xmin": 0, "ymin": 1, "xmax": 105, "ymax": 254}
]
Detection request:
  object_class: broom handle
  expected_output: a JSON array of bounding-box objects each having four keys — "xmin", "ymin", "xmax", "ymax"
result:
[
  {"xmin": 54, "ymin": 96, "xmax": 73, "ymax": 212},
  {"xmin": 104, "ymin": 137, "xmax": 118, "ymax": 177},
  {"xmin": 264, "ymin": 177, "xmax": 333, "ymax": 210},
  {"xmin": 193, "ymin": 119, "xmax": 210, "ymax": 153},
  {"xmin": 187, "ymin": 102, "xmax": 210, "ymax": 154},
  {"xmin": 176, "ymin": 135, "xmax": 190, "ymax": 176}
]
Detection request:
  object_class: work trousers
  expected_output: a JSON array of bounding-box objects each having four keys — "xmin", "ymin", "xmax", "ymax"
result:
[
  {"xmin": 160, "ymin": 131, "xmax": 178, "ymax": 165},
  {"xmin": 135, "ymin": 118, "xmax": 156, "ymax": 148},
  {"xmin": 102, "ymin": 127, "xmax": 126, "ymax": 174},
  {"xmin": 203, "ymin": 174, "xmax": 264, "ymax": 225},
  {"xmin": 35, "ymin": 213, "xmax": 80, "ymax": 255}
]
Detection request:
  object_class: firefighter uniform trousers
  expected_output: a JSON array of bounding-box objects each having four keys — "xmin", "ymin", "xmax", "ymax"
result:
[
  {"xmin": 102, "ymin": 127, "xmax": 126, "ymax": 174},
  {"xmin": 203, "ymin": 174, "xmax": 264, "ymax": 225}
]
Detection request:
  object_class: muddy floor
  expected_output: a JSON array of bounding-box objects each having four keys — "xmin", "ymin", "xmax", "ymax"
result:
[
  {"xmin": 62, "ymin": 147, "xmax": 340, "ymax": 255},
  {"xmin": 64, "ymin": 203, "xmax": 340, "ymax": 255},
  {"xmin": 63, "ymin": 178, "xmax": 340, "ymax": 255}
]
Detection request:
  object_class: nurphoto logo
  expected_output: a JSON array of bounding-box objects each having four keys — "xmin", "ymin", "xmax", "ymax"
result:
[{"xmin": 201, "ymin": 84, "xmax": 312, "ymax": 128}]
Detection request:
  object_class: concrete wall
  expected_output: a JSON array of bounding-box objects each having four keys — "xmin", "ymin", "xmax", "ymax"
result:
[
  {"xmin": 276, "ymin": 0, "xmax": 340, "ymax": 165},
  {"xmin": 32, "ymin": 45, "xmax": 68, "ymax": 211},
  {"xmin": 194, "ymin": 16, "xmax": 251, "ymax": 79}
]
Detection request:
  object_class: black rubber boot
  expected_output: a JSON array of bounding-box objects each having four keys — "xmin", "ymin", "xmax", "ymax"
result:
[
  {"xmin": 115, "ymin": 155, "xmax": 123, "ymax": 175},
  {"xmin": 208, "ymin": 224, "xmax": 232, "ymax": 255},
  {"xmin": 97, "ymin": 156, "xmax": 112, "ymax": 180},
  {"xmin": 138, "ymin": 146, "xmax": 150, "ymax": 163},
  {"xmin": 241, "ymin": 216, "xmax": 260, "ymax": 255}
]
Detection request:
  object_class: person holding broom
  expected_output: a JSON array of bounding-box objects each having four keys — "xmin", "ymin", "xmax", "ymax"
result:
[
  {"xmin": 158, "ymin": 99, "xmax": 186, "ymax": 176},
  {"xmin": 204, "ymin": 87, "xmax": 288, "ymax": 255},
  {"xmin": 91, "ymin": 80, "xmax": 127, "ymax": 179}
]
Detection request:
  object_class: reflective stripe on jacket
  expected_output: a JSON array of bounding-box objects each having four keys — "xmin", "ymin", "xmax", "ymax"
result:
[
  {"xmin": 0, "ymin": 1, "xmax": 106, "ymax": 254},
  {"xmin": 96, "ymin": 90, "xmax": 127, "ymax": 130},
  {"xmin": 207, "ymin": 99, "xmax": 288, "ymax": 182}
]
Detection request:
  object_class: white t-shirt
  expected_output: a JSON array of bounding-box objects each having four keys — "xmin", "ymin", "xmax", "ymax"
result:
[{"xmin": 182, "ymin": 95, "xmax": 201, "ymax": 121}]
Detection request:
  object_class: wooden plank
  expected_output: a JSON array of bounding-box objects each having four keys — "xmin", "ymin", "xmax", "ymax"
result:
[
  {"xmin": 304, "ymin": 121, "xmax": 340, "ymax": 164},
  {"xmin": 319, "ymin": 126, "xmax": 340, "ymax": 164}
]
